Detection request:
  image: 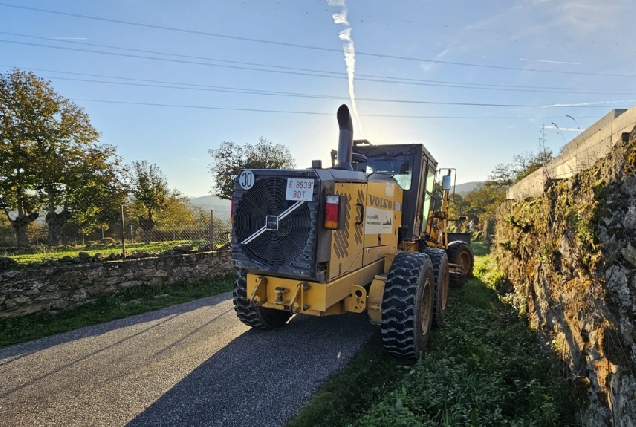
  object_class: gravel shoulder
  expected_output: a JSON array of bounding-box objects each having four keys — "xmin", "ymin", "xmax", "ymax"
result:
[{"xmin": 0, "ymin": 292, "xmax": 375, "ymax": 427}]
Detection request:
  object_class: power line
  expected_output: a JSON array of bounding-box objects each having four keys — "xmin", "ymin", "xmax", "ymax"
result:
[
  {"xmin": 2, "ymin": 3, "xmax": 635, "ymax": 78},
  {"xmin": 1, "ymin": 32, "xmax": 631, "ymax": 96},
  {"xmin": 250, "ymin": 0, "xmax": 595, "ymax": 44},
  {"xmin": 70, "ymin": 98, "xmax": 602, "ymax": 119},
  {"xmin": 2, "ymin": 66, "xmax": 627, "ymax": 109},
  {"xmin": 16, "ymin": 74, "xmax": 534, "ymax": 107},
  {"xmin": 2, "ymin": 39, "xmax": 634, "ymax": 100}
]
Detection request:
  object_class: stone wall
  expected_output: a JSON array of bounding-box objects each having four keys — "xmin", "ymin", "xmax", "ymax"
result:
[
  {"xmin": 495, "ymin": 125, "xmax": 636, "ymax": 426},
  {"xmin": 0, "ymin": 251, "xmax": 233, "ymax": 318}
]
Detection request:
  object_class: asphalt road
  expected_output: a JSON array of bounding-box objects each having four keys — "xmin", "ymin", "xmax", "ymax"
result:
[{"xmin": 0, "ymin": 292, "xmax": 376, "ymax": 427}]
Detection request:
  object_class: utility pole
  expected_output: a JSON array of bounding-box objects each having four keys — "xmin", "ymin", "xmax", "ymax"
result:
[{"xmin": 539, "ymin": 125, "xmax": 547, "ymax": 149}]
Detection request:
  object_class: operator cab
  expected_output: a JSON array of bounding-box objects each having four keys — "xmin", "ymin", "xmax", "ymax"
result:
[{"xmin": 352, "ymin": 143, "xmax": 438, "ymax": 242}]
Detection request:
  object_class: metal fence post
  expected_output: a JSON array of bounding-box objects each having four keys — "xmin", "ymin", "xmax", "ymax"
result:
[
  {"xmin": 121, "ymin": 205, "xmax": 126, "ymax": 257},
  {"xmin": 210, "ymin": 210, "xmax": 214, "ymax": 246}
]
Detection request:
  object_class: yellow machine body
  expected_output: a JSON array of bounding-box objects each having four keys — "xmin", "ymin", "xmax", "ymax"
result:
[{"xmin": 244, "ymin": 181, "xmax": 402, "ymax": 319}]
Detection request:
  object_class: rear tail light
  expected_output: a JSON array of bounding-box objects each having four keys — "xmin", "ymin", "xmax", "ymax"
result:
[
  {"xmin": 324, "ymin": 195, "xmax": 340, "ymax": 229},
  {"xmin": 231, "ymin": 195, "xmax": 235, "ymax": 223}
]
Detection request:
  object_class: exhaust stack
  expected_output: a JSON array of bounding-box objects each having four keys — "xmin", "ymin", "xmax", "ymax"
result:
[{"xmin": 336, "ymin": 104, "xmax": 353, "ymax": 170}]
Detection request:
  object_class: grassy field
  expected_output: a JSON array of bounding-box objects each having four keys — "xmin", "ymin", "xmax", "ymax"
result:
[
  {"xmin": 288, "ymin": 243, "xmax": 579, "ymax": 427},
  {"xmin": 0, "ymin": 276, "xmax": 234, "ymax": 348},
  {"xmin": 3, "ymin": 240, "xmax": 225, "ymax": 266}
]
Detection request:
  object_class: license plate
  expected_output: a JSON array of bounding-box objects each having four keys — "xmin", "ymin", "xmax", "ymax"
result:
[{"xmin": 286, "ymin": 178, "xmax": 314, "ymax": 201}]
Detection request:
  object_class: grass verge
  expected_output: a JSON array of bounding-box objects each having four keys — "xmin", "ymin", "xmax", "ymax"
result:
[
  {"xmin": 0, "ymin": 276, "xmax": 234, "ymax": 348},
  {"xmin": 4, "ymin": 240, "xmax": 228, "ymax": 266},
  {"xmin": 288, "ymin": 243, "xmax": 578, "ymax": 426}
]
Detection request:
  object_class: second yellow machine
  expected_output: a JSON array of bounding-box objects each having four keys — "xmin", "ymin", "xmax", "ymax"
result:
[{"xmin": 231, "ymin": 104, "xmax": 474, "ymax": 358}]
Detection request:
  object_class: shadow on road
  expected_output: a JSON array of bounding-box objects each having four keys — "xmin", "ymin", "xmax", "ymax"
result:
[
  {"xmin": 126, "ymin": 312, "xmax": 376, "ymax": 427},
  {"xmin": 0, "ymin": 292, "xmax": 234, "ymax": 368}
]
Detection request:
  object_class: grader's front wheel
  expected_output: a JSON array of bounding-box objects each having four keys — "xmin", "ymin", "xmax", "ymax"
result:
[
  {"xmin": 380, "ymin": 252, "xmax": 435, "ymax": 359},
  {"xmin": 233, "ymin": 269, "xmax": 292, "ymax": 330},
  {"xmin": 447, "ymin": 241, "xmax": 474, "ymax": 287}
]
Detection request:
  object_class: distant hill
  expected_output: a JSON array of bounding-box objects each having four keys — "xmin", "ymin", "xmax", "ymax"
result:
[
  {"xmin": 454, "ymin": 181, "xmax": 484, "ymax": 196},
  {"xmin": 188, "ymin": 195, "xmax": 231, "ymax": 221}
]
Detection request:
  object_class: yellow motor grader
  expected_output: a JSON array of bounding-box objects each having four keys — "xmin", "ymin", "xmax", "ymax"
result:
[{"xmin": 230, "ymin": 104, "xmax": 474, "ymax": 358}]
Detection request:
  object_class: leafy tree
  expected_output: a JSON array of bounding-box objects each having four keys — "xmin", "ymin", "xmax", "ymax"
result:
[
  {"xmin": 454, "ymin": 145, "xmax": 554, "ymax": 230},
  {"xmin": 463, "ymin": 182, "xmax": 507, "ymax": 223},
  {"xmin": 490, "ymin": 147, "xmax": 554, "ymax": 186},
  {"xmin": 0, "ymin": 69, "xmax": 118, "ymax": 246},
  {"xmin": 152, "ymin": 193, "xmax": 205, "ymax": 243},
  {"xmin": 66, "ymin": 162, "xmax": 129, "ymax": 242},
  {"xmin": 513, "ymin": 148, "xmax": 553, "ymax": 182},
  {"xmin": 208, "ymin": 137, "xmax": 295, "ymax": 200},
  {"xmin": 42, "ymin": 144, "xmax": 126, "ymax": 245},
  {"xmin": 128, "ymin": 160, "xmax": 171, "ymax": 243},
  {"xmin": 189, "ymin": 204, "xmax": 231, "ymax": 246}
]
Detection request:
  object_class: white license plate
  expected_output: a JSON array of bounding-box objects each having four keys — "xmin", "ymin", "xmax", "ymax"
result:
[{"xmin": 286, "ymin": 178, "xmax": 314, "ymax": 201}]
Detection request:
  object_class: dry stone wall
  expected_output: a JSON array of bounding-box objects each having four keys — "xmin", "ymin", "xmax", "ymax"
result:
[
  {"xmin": 0, "ymin": 250, "xmax": 233, "ymax": 318},
  {"xmin": 495, "ymin": 126, "xmax": 636, "ymax": 426}
]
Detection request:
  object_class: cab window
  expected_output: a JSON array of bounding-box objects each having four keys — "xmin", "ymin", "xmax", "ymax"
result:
[
  {"xmin": 422, "ymin": 164, "xmax": 436, "ymax": 224},
  {"xmin": 361, "ymin": 155, "xmax": 412, "ymax": 191}
]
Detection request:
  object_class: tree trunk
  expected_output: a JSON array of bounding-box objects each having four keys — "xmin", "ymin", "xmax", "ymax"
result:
[
  {"xmin": 485, "ymin": 219, "xmax": 495, "ymax": 248},
  {"xmin": 14, "ymin": 224, "xmax": 29, "ymax": 247},
  {"xmin": 138, "ymin": 216, "xmax": 155, "ymax": 244},
  {"xmin": 9, "ymin": 212, "xmax": 39, "ymax": 248},
  {"xmin": 46, "ymin": 210, "xmax": 72, "ymax": 246}
]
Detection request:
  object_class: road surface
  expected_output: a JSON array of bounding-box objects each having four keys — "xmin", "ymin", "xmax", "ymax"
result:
[{"xmin": 0, "ymin": 292, "xmax": 376, "ymax": 426}]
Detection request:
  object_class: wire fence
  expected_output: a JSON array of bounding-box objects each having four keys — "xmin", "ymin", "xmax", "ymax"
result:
[{"xmin": 1, "ymin": 202, "xmax": 233, "ymax": 257}]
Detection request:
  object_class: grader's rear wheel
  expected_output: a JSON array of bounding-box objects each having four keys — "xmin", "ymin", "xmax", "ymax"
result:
[
  {"xmin": 380, "ymin": 252, "xmax": 435, "ymax": 359},
  {"xmin": 447, "ymin": 241, "xmax": 474, "ymax": 287},
  {"xmin": 423, "ymin": 248, "xmax": 450, "ymax": 327},
  {"xmin": 233, "ymin": 269, "xmax": 292, "ymax": 330}
]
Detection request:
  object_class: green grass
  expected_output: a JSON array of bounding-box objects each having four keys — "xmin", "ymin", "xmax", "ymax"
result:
[
  {"xmin": 286, "ymin": 335, "xmax": 404, "ymax": 427},
  {"xmin": 288, "ymin": 243, "xmax": 578, "ymax": 427},
  {"xmin": 4, "ymin": 240, "xmax": 227, "ymax": 266},
  {"xmin": 0, "ymin": 275, "xmax": 234, "ymax": 348}
]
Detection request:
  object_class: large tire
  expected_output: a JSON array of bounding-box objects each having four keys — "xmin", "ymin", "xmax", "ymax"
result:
[
  {"xmin": 233, "ymin": 269, "xmax": 292, "ymax": 330},
  {"xmin": 447, "ymin": 241, "xmax": 474, "ymax": 286},
  {"xmin": 380, "ymin": 252, "xmax": 435, "ymax": 359},
  {"xmin": 423, "ymin": 248, "xmax": 449, "ymax": 328}
]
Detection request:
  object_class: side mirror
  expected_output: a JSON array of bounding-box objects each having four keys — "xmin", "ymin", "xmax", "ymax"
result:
[{"xmin": 441, "ymin": 175, "xmax": 452, "ymax": 191}]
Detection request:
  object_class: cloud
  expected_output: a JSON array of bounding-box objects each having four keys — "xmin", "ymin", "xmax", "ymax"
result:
[
  {"xmin": 50, "ymin": 37, "xmax": 87, "ymax": 40},
  {"xmin": 524, "ymin": 0, "xmax": 632, "ymax": 36},
  {"xmin": 520, "ymin": 58, "xmax": 581, "ymax": 65},
  {"xmin": 544, "ymin": 125, "xmax": 581, "ymax": 132}
]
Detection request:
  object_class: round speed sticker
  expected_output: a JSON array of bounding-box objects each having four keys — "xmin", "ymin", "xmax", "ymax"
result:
[{"xmin": 238, "ymin": 170, "xmax": 255, "ymax": 190}]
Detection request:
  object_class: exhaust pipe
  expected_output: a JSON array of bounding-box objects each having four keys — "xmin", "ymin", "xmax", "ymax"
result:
[{"xmin": 336, "ymin": 104, "xmax": 353, "ymax": 170}]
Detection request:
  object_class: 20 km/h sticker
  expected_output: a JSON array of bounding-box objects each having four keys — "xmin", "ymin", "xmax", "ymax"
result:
[{"xmin": 286, "ymin": 178, "xmax": 314, "ymax": 201}]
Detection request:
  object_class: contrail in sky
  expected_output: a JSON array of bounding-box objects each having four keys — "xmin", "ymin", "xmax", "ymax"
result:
[
  {"xmin": 542, "ymin": 99, "xmax": 636, "ymax": 108},
  {"xmin": 520, "ymin": 58, "xmax": 582, "ymax": 65},
  {"xmin": 328, "ymin": 0, "xmax": 365, "ymax": 136}
]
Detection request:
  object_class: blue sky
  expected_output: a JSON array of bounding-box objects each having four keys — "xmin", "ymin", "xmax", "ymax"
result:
[{"xmin": 1, "ymin": 0, "xmax": 635, "ymax": 197}]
